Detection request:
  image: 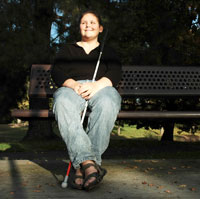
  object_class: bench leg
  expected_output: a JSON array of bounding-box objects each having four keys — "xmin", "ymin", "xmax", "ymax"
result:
[
  {"xmin": 161, "ymin": 121, "xmax": 174, "ymax": 141},
  {"xmin": 23, "ymin": 98, "xmax": 56, "ymax": 140}
]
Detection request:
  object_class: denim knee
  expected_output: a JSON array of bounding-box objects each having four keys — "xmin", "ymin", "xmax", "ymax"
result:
[
  {"xmin": 53, "ymin": 87, "xmax": 84, "ymax": 115},
  {"xmin": 89, "ymin": 86, "xmax": 121, "ymax": 113}
]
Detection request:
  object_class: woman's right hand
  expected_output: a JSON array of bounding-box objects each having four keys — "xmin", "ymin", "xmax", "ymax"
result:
[
  {"xmin": 72, "ymin": 81, "xmax": 82, "ymax": 94},
  {"xmin": 62, "ymin": 79, "xmax": 82, "ymax": 95}
]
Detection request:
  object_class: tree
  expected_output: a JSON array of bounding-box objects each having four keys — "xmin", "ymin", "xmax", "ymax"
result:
[
  {"xmin": 113, "ymin": 0, "xmax": 200, "ymax": 141},
  {"xmin": 23, "ymin": 0, "xmax": 57, "ymax": 140},
  {"xmin": 2, "ymin": 0, "xmax": 200, "ymax": 141},
  {"xmin": 0, "ymin": 0, "xmax": 56, "ymax": 139},
  {"xmin": 0, "ymin": 0, "xmax": 31, "ymax": 123}
]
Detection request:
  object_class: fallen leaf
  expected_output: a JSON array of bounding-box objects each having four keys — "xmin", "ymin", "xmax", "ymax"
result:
[
  {"xmin": 190, "ymin": 187, "xmax": 196, "ymax": 191},
  {"xmin": 22, "ymin": 183, "xmax": 27, "ymax": 187},
  {"xmin": 181, "ymin": 166, "xmax": 186, "ymax": 168},
  {"xmin": 168, "ymin": 172, "xmax": 172, "ymax": 174},
  {"xmin": 171, "ymin": 167, "xmax": 176, "ymax": 170},
  {"xmin": 164, "ymin": 190, "xmax": 171, "ymax": 194},
  {"xmin": 179, "ymin": 184, "xmax": 187, "ymax": 188},
  {"xmin": 147, "ymin": 167, "xmax": 154, "ymax": 171},
  {"xmin": 47, "ymin": 183, "xmax": 56, "ymax": 187},
  {"xmin": 148, "ymin": 183, "xmax": 154, "ymax": 187},
  {"xmin": 10, "ymin": 192, "xmax": 14, "ymax": 195},
  {"xmin": 134, "ymin": 160, "xmax": 142, "ymax": 162},
  {"xmin": 157, "ymin": 186, "xmax": 164, "ymax": 189},
  {"xmin": 33, "ymin": 190, "xmax": 41, "ymax": 193},
  {"xmin": 142, "ymin": 181, "xmax": 147, "ymax": 185}
]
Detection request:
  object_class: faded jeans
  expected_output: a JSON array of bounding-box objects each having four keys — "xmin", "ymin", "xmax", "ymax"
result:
[{"xmin": 53, "ymin": 81, "xmax": 121, "ymax": 169}]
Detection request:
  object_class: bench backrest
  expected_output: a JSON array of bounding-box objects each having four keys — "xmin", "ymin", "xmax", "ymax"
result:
[
  {"xmin": 29, "ymin": 64, "xmax": 200, "ymax": 98},
  {"xmin": 29, "ymin": 64, "xmax": 57, "ymax": 98}
]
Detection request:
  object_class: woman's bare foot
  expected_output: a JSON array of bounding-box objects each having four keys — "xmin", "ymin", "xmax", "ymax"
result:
[
  {"xmin": 74, "ymin": 168, "xmax": 84, "ymax": 186},
  {"xmin": 82, "ymin": 160, "xmax": 98, "ymax": 188}
]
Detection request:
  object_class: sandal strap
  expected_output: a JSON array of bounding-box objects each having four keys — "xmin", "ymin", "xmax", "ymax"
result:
[
  {"xmin": 82, "ymin": 163, "xmax": 107, "ymax": 191},
  {"xmin": 82, "ymin": 163, "xmax": 97, "ymax": 171},
  {"xmin": 84, "ymin": 172, "xmax": 98, "ymax": 182},
  {"xmin": 74, "ymin": 175, "xmax": 84, "ymax": 180}
]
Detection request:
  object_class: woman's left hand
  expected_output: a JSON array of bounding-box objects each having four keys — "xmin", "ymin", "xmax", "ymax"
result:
[
  {"xmin": 78, "ymin": 82, "xmax": 100, "ymax": 100},
  {"xmin": 78, "ymin": 77, "xmax": 112, "ymax": 100}
]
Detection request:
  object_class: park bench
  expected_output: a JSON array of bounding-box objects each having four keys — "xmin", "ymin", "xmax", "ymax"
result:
[{"xmin": 11, "ymin": 64, "xmax": 200, "ymax": 121}]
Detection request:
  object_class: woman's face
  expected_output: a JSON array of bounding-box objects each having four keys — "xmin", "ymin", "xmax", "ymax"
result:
[{"xmin": 79, "ymin": 13, "xmax": 103, "ymax": 41}]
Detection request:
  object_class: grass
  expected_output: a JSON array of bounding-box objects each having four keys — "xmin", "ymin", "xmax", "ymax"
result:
[
  {"xmin": 0, "ymin": 123, "xmax": 67, "ymax": 152},
  {"xmin": 112, "ymin": 125, "xmax": 161, "ymax": 140},
  {"xmin": 112, "ymin": 124, "xmax": 200, "ymax": 142},
  {"xmin": 0, "ymin": 123, "xmax": 200, "ymax": 159}
]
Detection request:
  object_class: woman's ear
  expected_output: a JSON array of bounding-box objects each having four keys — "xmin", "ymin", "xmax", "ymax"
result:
[{"xmin": 99, "ymin": 25, "xmax": 103, "ymax": 33}]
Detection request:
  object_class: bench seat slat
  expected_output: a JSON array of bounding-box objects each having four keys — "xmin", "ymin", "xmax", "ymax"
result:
[
  {"xmin": 11, "ymin": 109, "xmax": 200, "ymax": 119},
  {"xmin": 118, "ymin": 111, "xmax": 200, "ymax": 119},
  {"xmin": 11, "ymin": 109, "xmax": 54, "ymax": 118}
]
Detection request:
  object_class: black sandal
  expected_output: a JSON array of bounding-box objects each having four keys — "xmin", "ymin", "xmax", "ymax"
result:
[{"xmin": 82, "ymin": 163, "xmax": 107, "ymax": 191}]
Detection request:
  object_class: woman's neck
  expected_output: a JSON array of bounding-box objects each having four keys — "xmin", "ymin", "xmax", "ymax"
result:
[{"xmin": 77, "ymin": 39, "xmax": 99, "ymax": 54}]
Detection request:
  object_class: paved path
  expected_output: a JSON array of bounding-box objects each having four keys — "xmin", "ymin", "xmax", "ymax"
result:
[{"xmin": 0, "ymin": 158, "xmax": 200, "ymax": 199}]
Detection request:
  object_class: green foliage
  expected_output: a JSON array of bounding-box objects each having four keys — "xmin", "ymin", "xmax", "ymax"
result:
[
  {"xmin": 0, "ymin": 1, "xmax": 31, "ymax": 122},
  {"xmin": 0, "ymin": 0, "xmax": 56, "ymax": 122}
]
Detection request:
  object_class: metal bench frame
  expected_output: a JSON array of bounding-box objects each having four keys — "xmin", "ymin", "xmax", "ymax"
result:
[{"xmin": 11, "ymin": 64, "xmax": 200, "ymax": 119}]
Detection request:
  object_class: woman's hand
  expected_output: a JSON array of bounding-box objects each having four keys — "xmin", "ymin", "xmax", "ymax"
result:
[
  {"xmin": 62, "ymin": 79, "xmax": 82, "ymax": 95},
  {"xmin": 78, "ymin": 82, "xmax": 100, "ymax": 100},
  {"xmin": 72, "ymin": 82, "xmax": 82, "ymax": 94},
  {"xmin": 63, "ymin": 77, "xmax": 112, "ymax": 100},
  {"xmin": 78, "ymin": 77, "xmax": 113, "ymax": 100}
]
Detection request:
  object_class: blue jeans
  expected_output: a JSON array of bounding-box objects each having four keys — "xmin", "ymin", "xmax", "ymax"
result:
[{"xmin": 53, "ymin": 82, "xmax": 121, "ymax": 169}]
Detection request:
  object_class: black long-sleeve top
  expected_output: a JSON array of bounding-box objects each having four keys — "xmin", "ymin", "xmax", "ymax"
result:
[{"xmin": 51, "ymin": 43, "xmax": 122, "ymax": 88}]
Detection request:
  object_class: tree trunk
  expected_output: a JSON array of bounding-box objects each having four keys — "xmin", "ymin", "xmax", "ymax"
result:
[
  {"xmin": 23, "ymin": 98, "xmax": 56, "ymax": 141},
  {"xmin": 24, "ymin": 0, "xmax": 55, "ymax": 140},
  {"xmin": 161, "ymin": 121, "xmax": 174, "ymax": 141},
  {"xmin": 161, "ymin": 98, "xmax": 176, "ymax": 142}
]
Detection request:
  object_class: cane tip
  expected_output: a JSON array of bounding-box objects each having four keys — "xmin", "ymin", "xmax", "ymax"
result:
[{"xmin": 61, "ymin": 182, "xmax": 68, "ymax": 188}]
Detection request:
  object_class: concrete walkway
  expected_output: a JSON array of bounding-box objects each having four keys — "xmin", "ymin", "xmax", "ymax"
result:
[{"xmin": 0, "ymin": 158, "xmax": 200, "ymax": 199}]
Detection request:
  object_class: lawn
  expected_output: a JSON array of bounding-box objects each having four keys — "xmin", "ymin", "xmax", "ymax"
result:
[
  {"xmin": 112, "ymin": 124, "xmax": 200, "ymax": 142},
  {"xmin": 0, "ymin": 123, "xmax": 200, "ymax": 159}
]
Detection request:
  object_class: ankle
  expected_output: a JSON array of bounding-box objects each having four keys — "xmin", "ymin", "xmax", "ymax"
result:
[
  {"xmin": 76, "ymin": 168, "xmax": 82, "ymax": 175},
  {"xmin": 82, "ymin": 160, "xmax": 95, "ymax": 166}
]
